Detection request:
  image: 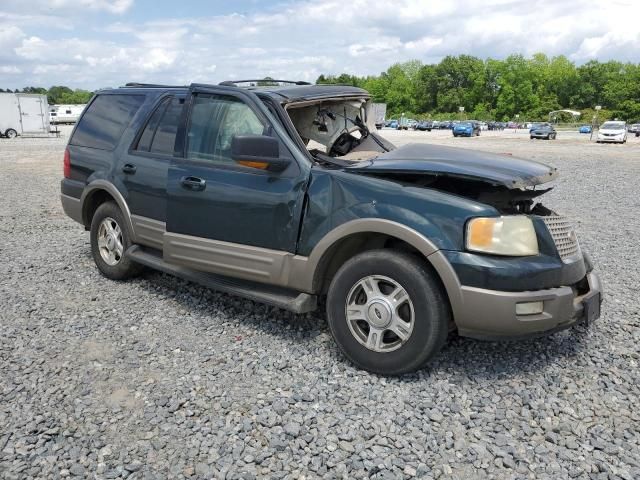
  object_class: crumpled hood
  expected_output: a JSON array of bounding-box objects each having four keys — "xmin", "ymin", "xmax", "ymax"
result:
[{"xmin": 346, "ymin": 143, "xmax": 558, "ymax": 188}]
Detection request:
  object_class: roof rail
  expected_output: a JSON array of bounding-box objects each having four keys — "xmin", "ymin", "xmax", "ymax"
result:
[
  {"xmin": 123, "ymin": 83, "xmax": 187, "ymax": 88},
  {"xmin": 219, "ymin": 79, "xmax": 312, "ymax": 87}
]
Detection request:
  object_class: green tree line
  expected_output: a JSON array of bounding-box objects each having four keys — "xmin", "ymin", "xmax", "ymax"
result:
[
  {"xmin": 0, "ymin": 86, "xmax": 94, "ymax": 105},
  {"xmin": 317, "ymin": 54, "xmax": 640, "ymax": 122}
]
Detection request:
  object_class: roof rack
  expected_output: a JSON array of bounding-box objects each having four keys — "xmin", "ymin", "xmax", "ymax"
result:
[
  {"xmin": 219, "ymin": 79, "xmax": 312, "ymax": 87},
  {"xmin": 123, "ymin": 83, "xmax": 187, "ymax": 88}
]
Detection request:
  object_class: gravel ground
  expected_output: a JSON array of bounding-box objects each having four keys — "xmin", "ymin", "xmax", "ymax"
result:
[{"xmin": 1, "ymin": 127, "xmax": 639, "ymax": 479}]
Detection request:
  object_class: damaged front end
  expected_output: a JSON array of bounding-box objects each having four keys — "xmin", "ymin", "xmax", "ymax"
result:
[
  {"xmin": 344, "ymin": 143, "xmax": 559, "ymax": 214},
  {"xmin": 283, "ymin": 98, "xmax": 558, "ymax": 214}
]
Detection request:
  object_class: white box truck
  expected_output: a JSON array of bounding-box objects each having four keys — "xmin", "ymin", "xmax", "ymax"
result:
[
  {"xmin": 372, "ymin": 103, "xmax": 387, "ymax": 130},
  {"xmin": 0, "ymin": 93, "xmax": 50, "ymax": 138}
]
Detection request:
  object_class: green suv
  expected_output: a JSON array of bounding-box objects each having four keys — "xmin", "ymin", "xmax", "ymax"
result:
[{"xmin": 60, "ymin": 80, "xmax": 602, "ymax": 374}]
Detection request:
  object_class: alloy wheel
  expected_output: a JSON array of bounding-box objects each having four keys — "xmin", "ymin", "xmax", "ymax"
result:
[
  {"xmin": 345, "ymin": 275, "xmax": 415, "ymax": 353},
  {"xmin": 97, "ymin": 217, "xmax": 124, "ymax": 266}
]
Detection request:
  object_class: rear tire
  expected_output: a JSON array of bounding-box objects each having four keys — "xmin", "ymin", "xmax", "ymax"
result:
[
  {"xmin": 90, "ymin": 201, "xmax": 143, "ymax": 280},
  {"xmin": 5, "ymin": 128, "xmax": 17, "ymax": 139},
  {"xmin": 326, "ymin": 250, "xmax": 450, "ymax": 375}
]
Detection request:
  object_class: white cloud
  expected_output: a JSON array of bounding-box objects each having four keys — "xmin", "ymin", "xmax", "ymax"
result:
[
  {"xmin": 0, "ymin": 25, "xmax": 25, "ymax": 50},
  {"xmin": 37, "ymin": 0, "xmax": 133, "ymax": 14},
  {"xmin": 1, "ymin": 0, "xmax": 640, "ymax": 89},
  {"xmin": 0, "ymin": 65, "xmax": 22, "ymax": 74}
]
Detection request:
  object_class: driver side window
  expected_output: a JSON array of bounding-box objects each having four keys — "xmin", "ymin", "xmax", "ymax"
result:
[{"xmin": 187, "ymin": 94, "xmax": 265, "ymax": 164}]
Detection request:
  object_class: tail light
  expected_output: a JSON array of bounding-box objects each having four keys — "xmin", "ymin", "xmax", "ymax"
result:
[{"xmin": 63, "ymin": 148, "xmax": 71, "ymax": 178}]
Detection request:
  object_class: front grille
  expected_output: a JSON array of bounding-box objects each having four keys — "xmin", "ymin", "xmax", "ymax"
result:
[{"xmin": 542, "ymin": 216, "xmax": 580, "ymax": 261}]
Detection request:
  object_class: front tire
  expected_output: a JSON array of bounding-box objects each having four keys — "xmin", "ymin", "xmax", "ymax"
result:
[
  {"xmin": 326, "ymin": 250, "xmax": 450, "ymax": 375},
  {"xmin": 5, "ymin": 128, "xmax": 17, "ymax": 139},
  {"xmin": 90, "ymin": 201, "xmax": 143, "ymax": 280}
]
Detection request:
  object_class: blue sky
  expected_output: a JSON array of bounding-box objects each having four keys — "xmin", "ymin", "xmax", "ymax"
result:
[{"xmin": 1, "ymin": 0, "xmax": 638, "ymax": 90}]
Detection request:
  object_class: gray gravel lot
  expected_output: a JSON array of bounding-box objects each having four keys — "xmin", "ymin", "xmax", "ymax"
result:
[{"xmin": 1, "ymin": 128, "xmax": 639, "ymax": 479}]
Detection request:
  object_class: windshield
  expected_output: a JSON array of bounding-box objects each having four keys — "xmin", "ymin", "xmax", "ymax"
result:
[
  {"xmin": 458, "ymin": 122, "xmax": 472, "ymax": 127},
  {"xmin": 601, "ymin": 122, "xmax": 624, "ymax": 130}
]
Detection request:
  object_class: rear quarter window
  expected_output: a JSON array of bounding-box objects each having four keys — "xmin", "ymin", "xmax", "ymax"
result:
[{"xmin": 70, "ymin": 94, "xmax": 145, "ymax": 150}]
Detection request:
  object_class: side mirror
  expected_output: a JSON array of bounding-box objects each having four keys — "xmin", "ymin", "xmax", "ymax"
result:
[{"xmin": 231, "ymin": 135, "xmax": 290, "ymax": 172}]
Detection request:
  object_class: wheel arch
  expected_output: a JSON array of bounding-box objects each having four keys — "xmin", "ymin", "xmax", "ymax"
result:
[
  {"xmin": 81, "ymin": 180, "xmax": 135, "ymax": 240},
  {"xmin": 294, "ymin": 219, "xmax": 463, "ymax": 319}
]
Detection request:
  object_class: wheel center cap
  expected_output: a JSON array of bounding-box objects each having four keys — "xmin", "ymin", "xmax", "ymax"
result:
[
  {"xmin": 106, "ymin": 235, "xmax": 115, "ymax": 250},
  {"xmin": 367, "ymin": 300, "xmax": 392, "ymax": 328}
]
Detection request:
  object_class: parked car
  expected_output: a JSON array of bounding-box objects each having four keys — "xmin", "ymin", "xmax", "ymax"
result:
[
  {"xmin": 628, "ymin": 123, "xmax": 640, "ymax": 134},
  {"xmin": 414, "ymin": 120, "xmax": 433, "ymax": 131},
  {"xmin": 453, "ymin": 121, "xmax": 481, "ymax": 137},
  {"xmin": 596, "ymin": 121, "xmax": 627, "ymax": 144},
  {"xmin": 386, "ymin": 119, "xmax": 398, "ymax": 129},
  {"xmin": 397, "ymin": 117, "xmax": 412, "ymax": 130},
  {"xmin": 528, "ymin": 123, "xmax": 550, "ymax": 134},
  {"xmin": 579, "ymin": 125, "xmax": 592, "ymax": 134},
  {"xmin": 61, "ymin": 81, "xmax": 601, "ymax": 375},
  {"xmin": 530, "ymin": 123, "xmax": 557, "ymax": 140}
]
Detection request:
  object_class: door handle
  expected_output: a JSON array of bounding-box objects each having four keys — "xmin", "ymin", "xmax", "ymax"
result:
[
  {"xmin": 180, "ymin": 176, "xmax": 206, "ymax": 191},
  {"xmin": 122, "ymin": 164, "xmax": 137, "ymax": 174}
]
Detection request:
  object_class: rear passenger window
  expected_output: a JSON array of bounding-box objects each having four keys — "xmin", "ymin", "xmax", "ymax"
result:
[
  {"xmin": 70, "ymin": 94, "xmax": 144, "ymax": 151},
  {"xmin": 136, "ymin": 96, "xmax": 184, "ymax": 155}
]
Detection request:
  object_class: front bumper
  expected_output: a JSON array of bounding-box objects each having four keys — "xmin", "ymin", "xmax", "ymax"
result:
[
  {"xmin": 597, "ymin": 136, "xmax": 625, "ymax": 143},
  {"xmin": 455, "ymin": 271, "xmax": 602, "ymax": 340}
]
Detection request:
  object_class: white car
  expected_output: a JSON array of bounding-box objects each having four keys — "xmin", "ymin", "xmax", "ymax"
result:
[{"xmin": 596, "ymin": 121, "xmax": 627, "ymax": 144}]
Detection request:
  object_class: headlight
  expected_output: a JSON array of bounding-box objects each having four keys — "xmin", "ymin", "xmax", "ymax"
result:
[{"xmin": 466, "ymin": 216, "xmax": 539, "ymax": 256}]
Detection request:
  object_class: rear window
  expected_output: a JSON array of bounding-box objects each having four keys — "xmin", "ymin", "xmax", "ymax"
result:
[{"xmin": 71, "ymin": 94, "xmax": 145, "ymax": 150}]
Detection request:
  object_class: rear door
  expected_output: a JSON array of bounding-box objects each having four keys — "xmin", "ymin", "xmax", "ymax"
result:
[
  {"xmin": 164, "ymin": 85, "xmax": 310, "ymax": 283},
  {"xmin": 121, "ymin": 94, "xmax": 185, "ymax": 225},
  {"xmin": 17, "ymin": 95, "xmax": 46, "ymax": 133}
]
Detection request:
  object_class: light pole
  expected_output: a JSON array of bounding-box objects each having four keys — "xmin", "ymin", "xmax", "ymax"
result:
[
  {"xmin": 591, "ymin": 105, "xmax": 601, "ymax": 141},
  {"xmin": 515, "ymin": 114, "xmax": 520, "ymax": 131},
  {"xmin": 458, "ymin": 106, "xmax": 465, "ymax": 120}
]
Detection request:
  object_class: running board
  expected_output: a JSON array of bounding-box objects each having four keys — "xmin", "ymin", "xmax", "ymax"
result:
[{"xmin": 126, "ymin": 245, "xmax": 317, "ymax": 314}]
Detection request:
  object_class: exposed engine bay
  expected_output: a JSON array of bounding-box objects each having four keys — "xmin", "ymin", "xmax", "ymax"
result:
[
  {"xmin": 284, "ymin": 98, "xmax": 558, "ymax": 215},
  {"xmin": 285, "ymin": 98, "xmax": 393, "ymax": 161}
]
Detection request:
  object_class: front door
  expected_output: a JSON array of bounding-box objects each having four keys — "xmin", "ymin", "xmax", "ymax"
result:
[{"xmin": 164, "ymin": 86, "xmax": 309, "ymax": 284}]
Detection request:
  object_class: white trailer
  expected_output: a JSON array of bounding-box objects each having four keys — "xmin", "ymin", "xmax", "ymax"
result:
[
  {"xmin": 0, "ymin": 93, "xmax": 50, "ymax": 138},
  {"xmin": 49, "ymin": 104, "xmax": 86, "ymax": 124}
]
